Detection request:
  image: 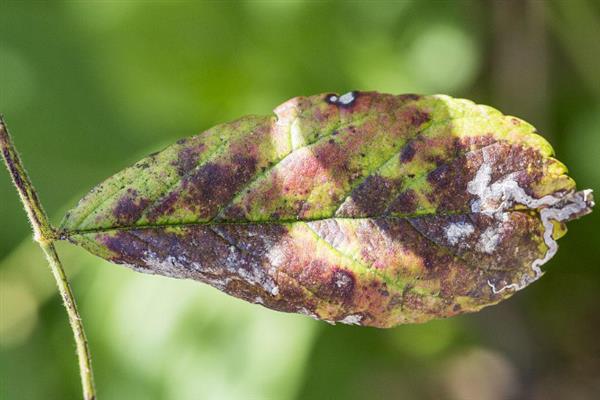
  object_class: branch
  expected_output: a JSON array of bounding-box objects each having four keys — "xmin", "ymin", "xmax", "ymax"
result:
[{"xmin": 0, "ymin": 116, "xmax": 96, "ymax": 400}]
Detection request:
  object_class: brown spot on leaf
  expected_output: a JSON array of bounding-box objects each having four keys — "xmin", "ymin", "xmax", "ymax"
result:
[
  {"xmin": 405, "ymin": 108, "xmax": 430, "ymax": 126},
  {"xmin": 173, "ymin": 144, "xmax": 205, "ymax": 176},
  {"xmin": 400, "ymin": 141, "xmax": 416, "ymax": 163},
  {"xmin": 397, "ymin": 93, "xmax": 421, "ymax": 101},
  {"xmin": 312, "ymin": 138, "xmax": 352, "ymax": 175},
  {"xmin": 145, "ymin": 191, "xmax": 179, "ymax": 221},
  {"xmin": 113, "ymin": 189, "xmax": 150, "ymax": 225},
  {"xmin": 181, "ymin": 154, "xmax": 257, "ymax": 217},
  {"xmin": 339, "ymin": 175, "xmax": 401, "ymax": 216},
  {"xmin": 458, "ymin": 134, "xmax": 496, "ymax": 151},
  {"xmin": 387, "ymin": 189, "xmax": 418, "ymax": 215},
  {"xmin": 330, "ymin": 268, "xmax": 356, "ymax": 302},
  {"xmin": 427, "ymin": 163, "xmax": 451, "ymax": 184},
  {"xmin": 219, "ymin": 205, "xmax": 246, "ymax": 220}
]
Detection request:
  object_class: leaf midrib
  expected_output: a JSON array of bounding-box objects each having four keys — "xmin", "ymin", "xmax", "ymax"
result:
[{"xmin": 60, "ymin": 208, "xmax": 535, "ymax": 238}]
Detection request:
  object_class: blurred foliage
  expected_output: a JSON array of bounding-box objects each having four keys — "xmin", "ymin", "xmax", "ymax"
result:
[{"xmin": 1, "ymin": 1, "xmax": 599, "ymax": 399}]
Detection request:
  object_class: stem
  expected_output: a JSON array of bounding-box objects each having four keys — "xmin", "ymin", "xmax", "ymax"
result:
[{"xmin": 0, "ymin": 116, "xmax": 96, "ymax": 400}]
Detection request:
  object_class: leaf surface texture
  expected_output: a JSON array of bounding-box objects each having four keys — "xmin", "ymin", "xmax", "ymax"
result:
[{"xmin": 61, "ymin": 92, "xmax": 594, "ymax": 327}]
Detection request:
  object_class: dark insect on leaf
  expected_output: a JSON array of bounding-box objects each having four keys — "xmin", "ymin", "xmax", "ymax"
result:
[{"xmin": 59, "ymin": 92, "xmax": 594, "ymax": 327}]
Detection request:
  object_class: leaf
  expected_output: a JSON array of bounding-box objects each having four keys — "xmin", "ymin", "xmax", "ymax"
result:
[{"xmin": 59, "ymin": 91, "xmax": 594, "ymax": 328}]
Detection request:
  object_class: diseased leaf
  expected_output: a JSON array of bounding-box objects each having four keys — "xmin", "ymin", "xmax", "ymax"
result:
[{"xmin": 59, "ymin": 92, "xmax": 594, "ymax": 327}]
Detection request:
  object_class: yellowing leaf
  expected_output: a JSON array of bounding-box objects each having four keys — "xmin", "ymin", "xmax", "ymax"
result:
[{"xmin": 59, "ymin": 92, "xmax": 594, "ymax": 327}]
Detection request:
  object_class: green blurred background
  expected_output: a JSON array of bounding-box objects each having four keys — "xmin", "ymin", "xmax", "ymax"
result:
[{"xmin": 1, "ymin": 1, "xmax": 599, "ymax": 399}]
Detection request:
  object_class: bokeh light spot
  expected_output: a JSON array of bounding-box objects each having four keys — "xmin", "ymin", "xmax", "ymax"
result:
[{"xmin": 407, "ymin": 24, "xmax": 480, "ymax": 93}]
